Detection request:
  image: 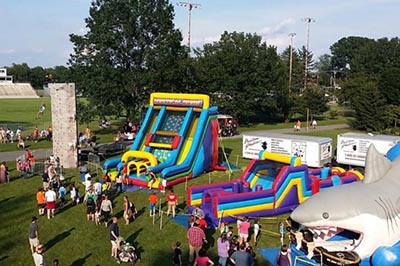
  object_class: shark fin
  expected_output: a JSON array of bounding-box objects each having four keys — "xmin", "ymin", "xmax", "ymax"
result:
[{"xmin": 364, "ymin": 144, "xmax": 392, "ymax": 184}]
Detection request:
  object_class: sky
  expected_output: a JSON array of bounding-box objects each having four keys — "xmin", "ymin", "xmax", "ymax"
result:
[{"xmin": 0, "ymin": 0, "xmax": 399, "ymax": 68}]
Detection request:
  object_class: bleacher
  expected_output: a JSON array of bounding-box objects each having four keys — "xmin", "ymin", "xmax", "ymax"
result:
[{"xmin": 0, "ymin": 83, "xmax": 39, "ymax": 98}]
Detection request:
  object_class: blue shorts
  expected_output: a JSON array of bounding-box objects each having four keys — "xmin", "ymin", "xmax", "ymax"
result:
[{"xmin": 149, "ymin": 203, "xmax": 155, "ymax": 210}]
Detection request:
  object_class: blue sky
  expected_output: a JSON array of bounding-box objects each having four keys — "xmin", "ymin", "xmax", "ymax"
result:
[{"xmin": 0, "ymin": 0, "xmax": 399, "ymax": 68}]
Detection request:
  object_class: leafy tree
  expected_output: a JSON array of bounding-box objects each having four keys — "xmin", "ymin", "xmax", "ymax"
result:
[
  {"xmin": 341, "ymin": 75, "xmax": 390, "ymax": 131},
  {"xmin": 314, "ymin": 54, "xmax": 332, "ymax": 87},
  {"xmin": 380, "ymin": 67, "xmax": 400, "ymax": 105},
  {"xmin": 193, "ymin": 31, "xmax": 289, "ymax": 124},
  {"xmin": 6, "ymin": 63, "xmax": 31, "ymax": 82},
  {"xmin": 281, "ymin": 47, "xmax": 305, "ymax": 94},
  {"xmin": 69, "ymin": 0, "xmax": 186, "ymax": 121},
  {"xmin": 330, "ymin": 36, "xmax": 375, "ymax": 74}
]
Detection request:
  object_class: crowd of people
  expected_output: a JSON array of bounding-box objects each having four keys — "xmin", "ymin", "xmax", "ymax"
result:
[{"xmin": 24, "ymin": 152, "xmax": 292, "ymax": 265}]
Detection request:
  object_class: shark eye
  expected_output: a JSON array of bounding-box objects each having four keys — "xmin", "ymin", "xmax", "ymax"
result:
[{"xmin": 322, "ymin": 212, "xmax": 329, "ymax": 219}]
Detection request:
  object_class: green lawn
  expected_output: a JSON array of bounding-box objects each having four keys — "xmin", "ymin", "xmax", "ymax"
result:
[
  {"xmin": 0, "ymin": 98, "xmax": 120, "ymax": 152},
  {"xmin": 0, "ymin": 162, "xmax": 288, "ymax": 266}
]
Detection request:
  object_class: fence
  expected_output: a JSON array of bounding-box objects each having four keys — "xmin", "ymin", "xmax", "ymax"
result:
[{"xmin": 86, "ymin": 153, "xmax": 103, "ymax": 177}]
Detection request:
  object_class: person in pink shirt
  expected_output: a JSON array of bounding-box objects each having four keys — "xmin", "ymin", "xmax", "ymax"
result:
[
  {"xmin": 238, "ymin": 217, "xmax": 251, "ymax": 244},
  {"xmin": 194, "ymin": 248, "xmax": 214, "ymax": 266}
]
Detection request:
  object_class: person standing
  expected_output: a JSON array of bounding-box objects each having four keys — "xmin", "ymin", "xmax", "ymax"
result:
[
  {"xmin": 58, "ymin": 182, "xmax": 66, "ymax": 208},
  {"xmin": 123, "ymin": 195, "xmax": 132, "ymax": 225},
  {"xmin": 115, "ymin": 172, "xmax": 123, "ymax": 193},
  {"xmin": 101, "ymin": 194, "xmax": 113, "ymax": 227},
  {"xmin": 230, "ymin": 243, "xmax": 254, "ymax": 266},
  {"xmin": 110, "ymin": 216, "xmax": 120, "ymax": 259},
  {"xmin": 29, "ymin": 216, "xmax": 40, "ymax": 253},
  {"xmin": 238, "ymin": 217, "xmax": 250, "ymax": 244},
  {"xmin": 276, "ymin": 244, "xmax": 292, "ymax": 266},
  {"xmin": 84, "ymin": 189, "xmax": 97, "ymax": 222},
  {"xmin": 173, "ymin": 241, "xmax": 182, "ymax": 266},
  {"xmin": 253, "ymin": 219, "xmax": 260, "ymax": 245},
  {"xmin": 45, "ymin": 188, "xmax": 57, "ymax": 219},
  {"xmin": 42, "ymin": 168, "xmax": 50, "ymax": 190},
  {"xmin": 36, "ymin": 188, "xmax": 46, "ymax": 216},
  {"xmin": 187, "ymin": 222, "xmax": 207, "ymax": 264},
  {"xmin": 32, "ymin": 244, "xmax": 45, "ymax": 266},
  {"xmin": 0, "ymin": 161, "xmax": 7, "ymax": 183},
  {"xmin": 148, "ymin": 192, "xmax": 158, "ymax": 216},
  {"xmin": 166, "ymin": 189, "xmax": 178, "ymax": 218},
  {"xmin": 279, "ymin": 222, "xmax": 285, "ymax": 246},
  {"xmin": 93, "ymin": 178, "xmax": 102, "ymax": 197},
  {"xmin": 217, "ymin": 232, "xmax": 230, "ymax": 266}
]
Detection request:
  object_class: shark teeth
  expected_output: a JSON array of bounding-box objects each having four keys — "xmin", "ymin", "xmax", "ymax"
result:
[
  {"xmin": 307, "ymin": 226, "xmax": 362, "ymax": 252},
  {"xmin": 311, "ymin": 226, "xmax": 343, "ymax": 241}
]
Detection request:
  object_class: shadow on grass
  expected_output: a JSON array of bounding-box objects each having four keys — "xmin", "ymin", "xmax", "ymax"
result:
[
  {"xmin": 44, "ymin": 227, "xmax": 75, "ymax": 251},
  {"xmin": 0, "ymin": 196, "xmax": 15, "ymax": 206},
  {"xmin": 55, "ymin": 202, "xmax": 75, "ymax": 215},
  {"xmin": 135, "ymin": 207, "xmax": 146, "ymax": 219},
  {"xmin": 71, "ymin": 253, "xmax": 92, "ymax": 266},
  {"xmin": 0, "ymin": 255, "xmax": 9, "ymax": 262}
]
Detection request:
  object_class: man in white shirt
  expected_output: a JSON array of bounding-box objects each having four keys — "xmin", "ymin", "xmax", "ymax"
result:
[
  {"xmin": 45, "ymin": 188, "xmax": 57, "ymax": 219},
  {"xmin": 93, "ymin": 178, "xmax": 102, "ymax": 197}
]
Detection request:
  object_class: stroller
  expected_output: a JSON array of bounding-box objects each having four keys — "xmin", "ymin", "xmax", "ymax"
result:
[{"xmin": 116, "ymin": 238, "xmax": 139, "ymax": 265}]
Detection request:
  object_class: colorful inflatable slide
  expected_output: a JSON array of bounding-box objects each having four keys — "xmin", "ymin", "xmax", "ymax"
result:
[
  {"xmin": 188, "ymin": 151, "xmax": 363, "ymax": 225},
  {"xmin": 103, "ymin": 93, "xmax": 219, "ymax": 189}
]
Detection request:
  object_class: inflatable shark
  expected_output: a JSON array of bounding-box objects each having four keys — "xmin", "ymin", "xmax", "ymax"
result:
[{"xmin": 291, "ymin": 144, "xmax": 400, "ymax": 260}]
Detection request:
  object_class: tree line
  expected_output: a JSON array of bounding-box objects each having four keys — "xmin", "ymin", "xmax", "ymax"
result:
[{"xmin": 3, "ymin": 0, "xmax": 400, "ymax": 132}]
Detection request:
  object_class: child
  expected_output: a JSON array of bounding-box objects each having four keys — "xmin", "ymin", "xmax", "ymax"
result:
[
  {"xmin": 95, "ymin": 207, "xmax": 101, "ymax": 225},
  {"xmin": 36, "ymin": 188, "xmax": 45, "ymax": 216},
  {"xmin": 279, "ymin": 222, "xmax": 285, "ymax": 246},
  {"xmin": 146, "ymin": 169, "xmax": 157, "ymax": 189},
  {"xmin": 194, "ymin": 248, "xmax": 214, "ymax": 266},
  {"xmin": 253, "ymin": 219, "xmax": 260, "ymax": 245},
  {"xmin": 148, "ymin": 191, "xmax": 157, "ymax": 216},
  {"xmin": 218, "ymin": 221, "xmax": 229, "ymax": 234},
  {"xmin": 58, "ymin": 182, "xmax": 66, "ymax": 208},
  {"xmin": 172, "ymin": 241, "xmax": 182, "ymax": 266}
]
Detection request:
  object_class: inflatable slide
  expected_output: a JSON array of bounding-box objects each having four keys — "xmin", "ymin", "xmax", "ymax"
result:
[
  {"xmin": 103, "ymin": 93, "xmax": 219, "ymax": 189},
  {"xmin": 188, "ymin": 151, "xmax": 363, "ymax": 226}
]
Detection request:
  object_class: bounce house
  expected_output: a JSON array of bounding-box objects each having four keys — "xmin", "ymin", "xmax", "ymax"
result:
[
  {"xmin": 188, "ymin": 151, "xmax": 363, "ymax": 226},
  {"xmin": 103, "ymin": 93, "xmax": 219, "ymax": 189},
  {"xmin": 282, "ymin": 143, "xmax": 400, "ymax": 266}
]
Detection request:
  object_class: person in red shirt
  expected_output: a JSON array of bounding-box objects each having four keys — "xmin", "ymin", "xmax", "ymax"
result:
[
  {"xmin": 166, "ymin": 189, "xmax": 178, "ymax": 217},
  {"xmin": 148, "ymin": 192, "xmax": 158, "ymax": 216},
  {"xmin": 197, "ymin": 215, "xmax": 207, "ymax": 231}
]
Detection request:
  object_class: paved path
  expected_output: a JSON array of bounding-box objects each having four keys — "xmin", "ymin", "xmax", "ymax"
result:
[{"xmin": 0, "ymin": 124, "xmax": 350, "ymax": 162}]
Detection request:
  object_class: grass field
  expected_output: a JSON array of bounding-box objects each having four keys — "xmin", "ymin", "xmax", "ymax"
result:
[{"xmin": 0, "ymin": 161, "xmax": 289, "ymax": 266}]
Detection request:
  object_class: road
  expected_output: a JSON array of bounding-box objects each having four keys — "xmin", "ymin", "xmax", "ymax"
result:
[{"xmin": 0, "ymin": 124, "xmax": 350, "ymax": 162}]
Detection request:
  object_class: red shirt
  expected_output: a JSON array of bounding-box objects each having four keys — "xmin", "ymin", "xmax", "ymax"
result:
[
  {"xmin": 198, "ymin": 218, "xmax": 207, "ymax": 231},
  {"xmin": 195, "ymin": 256, "xmax": 210, "ymax": 266},
  {"xmin": 187, "ymin": 226, "xmax": 205, "ymax": 247},
  {"xmin": 122, "ymin": 163, "xmax": 127, "ymax": 174},
  {"xmin": 149, "ymin": 194, "xmax": 157, "ymax": 204},
  {"xmin": 167, "ymin": 192, "xmax": 177, "ymax": 202}
]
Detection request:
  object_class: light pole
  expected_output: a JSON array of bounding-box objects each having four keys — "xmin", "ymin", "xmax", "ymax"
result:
[
  {"xmin": 302, "ymin": 17, "xmax": 315, "ymax": 92},
  {"xmin": 177, "ymin": 2, "xmax": 201, "ymax": 58},
  {"xmin": 288, "ymin": 32, "xmax": 296, "ymax": 94}
]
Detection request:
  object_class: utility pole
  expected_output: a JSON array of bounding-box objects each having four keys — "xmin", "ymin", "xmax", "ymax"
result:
[
  {"xmin": 302, "ymin": 17, "xmax": 315, "ymax": 92},
  {"xmin": 288, "ymin": 33, "xmax": 296, "ymax": 94},
  {"xmin": 177, "ymin": 2, "xmax": 201, "ymax": 58}
]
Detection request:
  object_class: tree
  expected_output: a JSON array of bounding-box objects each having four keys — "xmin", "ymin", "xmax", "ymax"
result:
[
  {"xmin": 193, "ymin": 31, "xmax": 289, "ymax": 124},
  {"xmin": 69, "ymin": 0, "xmax": 186, "ymax": 121},
  {"xmin": 341, "ymin": 75, "xmax": 390, "ymax": 131},
  {"xmin": 330, "ymin": 36, "xmax": 375, "ymax": 74},
  {"xmin": 314, "ymin": 54, "xmax": 332, "ymax": 87}
]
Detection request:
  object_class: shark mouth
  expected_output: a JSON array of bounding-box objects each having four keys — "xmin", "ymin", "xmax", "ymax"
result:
[{"xmin": 305, "ymin": 226, "xmax": 363, "ymax": 252}]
